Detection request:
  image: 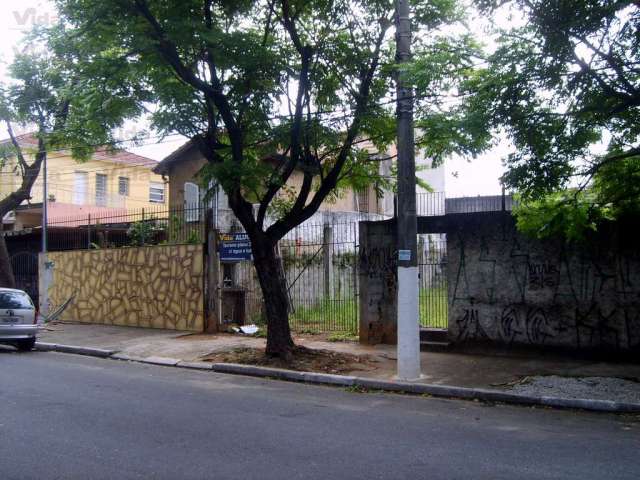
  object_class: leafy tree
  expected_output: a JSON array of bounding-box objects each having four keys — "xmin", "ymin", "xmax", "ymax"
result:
[
  {"xmin": 0, "ymin": 38, "xmax": 147, "ymax": 288},
  {"xmin": 473, "ymin": 0, "xmax": 640, "ymax": 239},
  {"xmin": 51, "ymin": 0, "xmax": 484, "ymax": 356},
  {"xmin": 0, "ymin": 51, "xmax": 73, "ymax": 288}
]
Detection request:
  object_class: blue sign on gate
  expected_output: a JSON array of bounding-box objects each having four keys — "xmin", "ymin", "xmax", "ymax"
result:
[{"xmin": 218, "ymin": 232, "xmax": 252, "ymax": 261}]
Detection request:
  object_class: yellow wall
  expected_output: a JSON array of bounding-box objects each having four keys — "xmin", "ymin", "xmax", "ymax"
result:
[
  {"xmin": 47, "ymin": 244, "xmax": 204, "ymax": 331},
  {"xmin": 0, "ymin": 148, "xmax": 166, "ymax": 211}
]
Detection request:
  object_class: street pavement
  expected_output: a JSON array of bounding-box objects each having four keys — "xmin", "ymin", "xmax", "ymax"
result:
[{"xmin": 1, "ymin": 349, "xmax": 639, "ymax": 480}]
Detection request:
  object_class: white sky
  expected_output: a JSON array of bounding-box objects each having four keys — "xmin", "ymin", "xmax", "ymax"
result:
[{"xmin": 0, "ymin": 0, "xmax": 507, "ymax": 197}]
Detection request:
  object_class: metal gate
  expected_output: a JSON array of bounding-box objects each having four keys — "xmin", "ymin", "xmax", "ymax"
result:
[
  {"xmin": 418, "ymin": 235, "xmax": 448, "ymax": 329},
  {"xmin": 284, "ymin": 222, "xmax": 359, "ymax": 333},
  {"xmin": 10, "ymin": 252, "xmax": 39, "ymax": 303},
  {"xmin": 230, "ymin": 222, "xmax": 359, "ymax": 334}
]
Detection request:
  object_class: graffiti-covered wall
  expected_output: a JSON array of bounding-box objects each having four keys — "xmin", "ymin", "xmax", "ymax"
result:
[
  {"xmin": 448, "ymin": 213, "xmax": 640, "ymax": 353},
  {"xmin": 47, "ymin": 244, "xmax": 204, "ymax": 331}
]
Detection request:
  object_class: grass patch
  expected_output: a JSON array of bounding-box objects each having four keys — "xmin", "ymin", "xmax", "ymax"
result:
[
  {"xmin": 327, "ymin": 332, "xmax": 359, "ymax": 342},
  {"xmin": 249, "ymin": 286, "xmax": 448, "ymax": 336},
  {"xmin": 289, "ymin": 297, "xmax": 358, "ymax": 334},
  {"xmin": 419, "ymin": 286, "xmax": 448, "ymax": 328}
]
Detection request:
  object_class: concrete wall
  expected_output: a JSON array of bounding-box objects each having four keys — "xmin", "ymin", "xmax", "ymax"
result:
[
  {"xmin": 447, "ymin": 213, "xmax": 640, "ymax": 353},
  {"xmin": 46, "ymin": 244, "xmax": 204, "ymax": 331},
  {"xmin": 358, "ymin": 219, "xmax": 398, "ymax": 344}
]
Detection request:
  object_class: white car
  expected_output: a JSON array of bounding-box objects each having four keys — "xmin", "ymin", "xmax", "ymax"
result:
[{"xmin": 0, "ymin": 288, "xmax": 38, "ymax": 351}]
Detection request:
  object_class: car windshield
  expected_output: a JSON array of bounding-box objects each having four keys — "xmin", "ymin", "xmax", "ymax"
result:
[{"xmin": 0, "ymin": 291, "xmax": 34, "ymax": 309}]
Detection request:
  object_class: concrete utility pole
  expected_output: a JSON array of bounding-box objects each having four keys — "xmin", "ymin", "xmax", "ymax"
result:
[
  {"xmin": 395, "ymin": 0, "xmax": 421, "ymax": 380},
  {"xmin": 42, "ymin": 152, "xmax": 48, "ymax": 254},
  {"xmin": 39, "ymin": 150, "xmax": 51, "ymax": 319}
]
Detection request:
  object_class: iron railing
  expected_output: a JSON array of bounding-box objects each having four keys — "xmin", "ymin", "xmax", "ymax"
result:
[{"xmin": 44, "ymin": 203, "xmax": 206, "ymax": 251}]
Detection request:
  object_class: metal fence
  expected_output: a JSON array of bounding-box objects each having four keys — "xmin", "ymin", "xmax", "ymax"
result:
[
  {"xmin": 416, "ymin": 192, "xmax": 515, "ymax": 216},
  {"xmin": 418, "ymin": 235, "xmax": 448, "ymax": 329},
  {"xmin": 229, "ymin": 221, "xmax": 359, "ymax": 334},
  {"xmin": 10, "ymin": 251, "xmax": 39, "ymax": 302},
  {"xmin": 41, "ymin": 202, "xmax": 453, "ymax": 334},
  {"xmin": 45, "ymin": 203, "xmax": 206, "ymax": 251},
  {"xmin": 416, "ymin": 192, "xmax": 446, "ymax": 216}
]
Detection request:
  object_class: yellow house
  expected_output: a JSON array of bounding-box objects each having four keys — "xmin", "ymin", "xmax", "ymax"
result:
[{"xmin": 1, "ymin": 134, "xmax": 166, "ymax": 230}]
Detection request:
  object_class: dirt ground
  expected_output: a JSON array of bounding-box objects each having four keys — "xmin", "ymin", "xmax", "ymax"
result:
[{"xmin": 200, "ymin": 345, "xmax": 379, "ymax": 375}]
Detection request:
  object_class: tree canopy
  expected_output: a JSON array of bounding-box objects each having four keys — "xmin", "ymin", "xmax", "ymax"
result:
[
  {"xmin": 0, "ymin": 37, "xmax": 150, "ymax": 287},
  {"xmin": 472, "ymin": 0, "xmax": 640, "ymax": 239},
  {"xmin": 49, "ymin": 0, "xmax": 487, "ymax": 354}
]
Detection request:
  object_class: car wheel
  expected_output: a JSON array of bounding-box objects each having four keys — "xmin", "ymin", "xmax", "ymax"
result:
[{"xmin": 15, "ymin": 338, "xmax": 36, "ymax": 352}]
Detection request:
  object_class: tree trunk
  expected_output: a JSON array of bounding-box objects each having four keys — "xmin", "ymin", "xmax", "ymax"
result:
[
  {"xmin": 0, "ymin": 233, "xmax": 16, "ymax": 288},
  {"xmin": 253, "ymin": 242, "xmax": 295, "ymax": 357}
]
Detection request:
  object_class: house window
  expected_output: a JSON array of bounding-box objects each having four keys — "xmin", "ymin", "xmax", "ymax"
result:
[
  {"xmin": 118, "ymin": 177, "xmax": 130, "ymax": 196},
  {"xmin": 95, "ymin": 174, "xmax": 108, "ymax": 206},
  {"xmin": 149, "ymin": 182, "xmax": 165, "ymax": 203},
  {"xmin": 184, "ymin": 182, "xmax": 200, "ymax": 222},
  {"xmin": 73, "ymin": 171, "xmax": 88, "ymax": 205},
  {"xmin": 356, "ymin": 188, "xmax": 370, "ymax": 213}
]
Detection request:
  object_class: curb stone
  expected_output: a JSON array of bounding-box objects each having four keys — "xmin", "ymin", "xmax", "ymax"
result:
[
  {"xmin": 139, "ymin": 356, "xmax": 180, "ymax": 367},
  {"xmin": 176, "ymin": 361, "xmax": 214, "ymax": 370},
  {"xmin": 210, "ymin": 363, "xmax": 357, "ymax": 386},
  {"xmin": 36, "ymin": 342, "xmax": 640, "ymax": 413},
  {"xmin": 111, "ymin": 352, "xmax": 147, "ymax": 363},
  {"xmin": 35, "ymin": 342, "xmax": 115, "ymax": 358},
  {"xmin": 206, "ymin": 363, "xmax": 640, "ymax": 413}
]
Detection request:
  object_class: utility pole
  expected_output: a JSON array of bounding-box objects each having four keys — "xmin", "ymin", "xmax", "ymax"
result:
[
  {"xmin": 40, "ymin": 150, "xmax": 50, "ymax": 319},
  {"xmin": 395, "ymin": 0, "xmax": 421, "ymax": 380},
  {"xmin": 42, "ymin": 153, "xmax": 48, "ymax": 254}
]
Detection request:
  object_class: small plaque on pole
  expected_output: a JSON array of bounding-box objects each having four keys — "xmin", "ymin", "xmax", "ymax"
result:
[{"xmin": 398, "ymin": 249, "xmax": 411, "ymax": 262}]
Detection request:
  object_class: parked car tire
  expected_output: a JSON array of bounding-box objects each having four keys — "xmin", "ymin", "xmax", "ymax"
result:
[{"xmin": 15, "ymin": 338, "xmax": 36, "ymax": 352}]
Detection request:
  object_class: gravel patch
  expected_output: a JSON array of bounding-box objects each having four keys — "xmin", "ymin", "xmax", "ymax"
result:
[{"xmin": 510, "ymin": 375, "xmax": 640, "ymax": 403}]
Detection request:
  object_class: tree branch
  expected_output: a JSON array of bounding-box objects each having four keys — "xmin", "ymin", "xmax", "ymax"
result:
[{"xmin": 267, "ymin": 18, "xmax": 391, "ymax": 240}]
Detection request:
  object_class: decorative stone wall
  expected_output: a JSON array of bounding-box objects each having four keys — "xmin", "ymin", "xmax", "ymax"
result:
[
  {"xmin": 447, "ymin": 213, "xmax": 640, "ymax": 353},
  {"xmin": 47, "ymin": 244, "xmax": 204, "ymax": 331}
]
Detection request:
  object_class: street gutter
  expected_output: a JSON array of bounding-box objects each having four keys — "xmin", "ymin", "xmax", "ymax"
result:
[{"xmin": 35, "ymin": 342, "xmax": 640, "ymax": 414}]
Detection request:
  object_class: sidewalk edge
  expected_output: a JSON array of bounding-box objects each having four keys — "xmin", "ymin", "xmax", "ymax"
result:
[{"xmin": 35, "ymin": 342, "xmax": 640, "ymax": 413}]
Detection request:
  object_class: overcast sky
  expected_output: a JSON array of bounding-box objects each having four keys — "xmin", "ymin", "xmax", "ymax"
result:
[{"xmin": 1, "ymin": 0, "xmax": 507, "ymax": 197}]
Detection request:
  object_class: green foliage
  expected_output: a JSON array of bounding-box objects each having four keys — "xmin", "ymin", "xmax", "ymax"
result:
[
  {"xmin": 185, "ymin": 229, "xmax": 202, "ymax": 245},
  {"xmin": 468, "ymin": 0, "xmax": 640, "ymax": 239},
  {"xmin": 165, "ymin": 214, "xmax": 202, "ymax": 245},
  {"xmin": 50, "ymin": 0, "xmax": 483, "ymax": 229},
  {"xmin": 408, "ymin": 34, "xmax": 493, "ymax": 165},
  {"xmin": 514, "ymin": 155, "xmax": 640, "ymax": 242},
  {"xmin": 593, "ymin": 156, "xmax": 640, "ymax": 218},
  {"xmin": 513, "ymin": 192, "xmax": 601, "ymax": 243},
  {"xmin": 127, "ymin": 221, "xmax": 157, "ymax": 247},
  {"xmin": 327, "ymin": 332, "xmax": 359, "ymax": 342},
  {"xmin": 47, "ymin": 0, "xmax": 488, "ymax": 351}
]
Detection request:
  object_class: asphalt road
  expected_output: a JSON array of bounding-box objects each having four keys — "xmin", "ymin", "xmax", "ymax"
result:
[{"xmin": 1, "ymin": 350, "xmax": 639, "ymax": 480}]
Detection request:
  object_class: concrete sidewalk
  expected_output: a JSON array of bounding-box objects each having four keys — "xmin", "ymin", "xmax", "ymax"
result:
[{"xmin": 36, "ymin": 323, "xmax": 640, "ymax": 404}]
